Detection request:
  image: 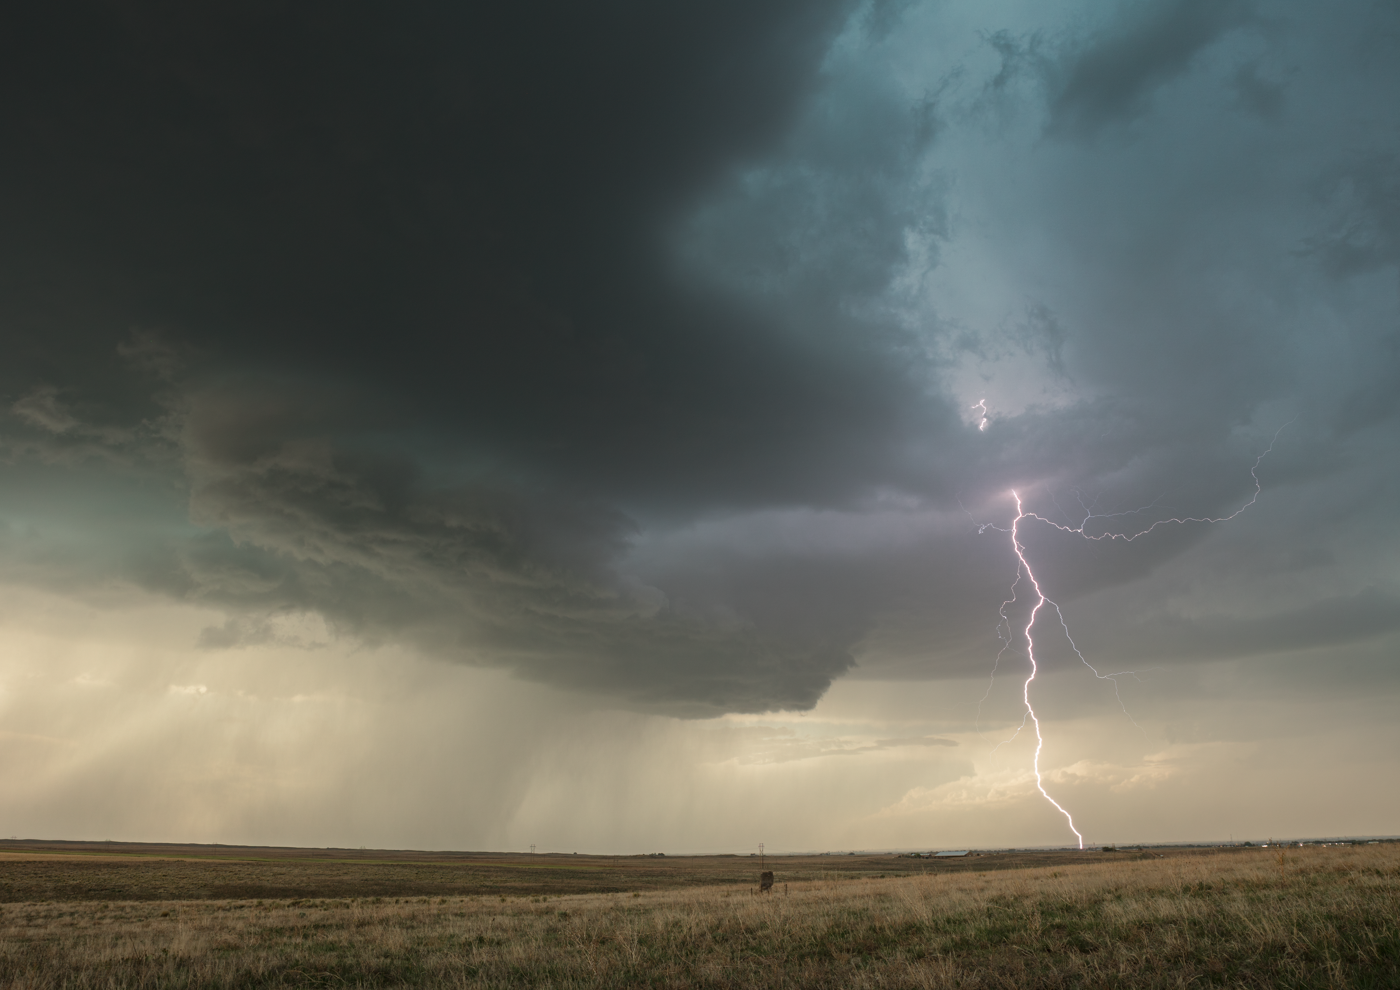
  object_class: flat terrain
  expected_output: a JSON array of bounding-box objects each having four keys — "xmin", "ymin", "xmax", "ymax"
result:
[
  {"xmin": 1, "ymin": 842, "xmax": 1396, "ymax": 988},
  {"xmin": 0, "ymin": 840, "xmax": 1176, "ymax": 902}
]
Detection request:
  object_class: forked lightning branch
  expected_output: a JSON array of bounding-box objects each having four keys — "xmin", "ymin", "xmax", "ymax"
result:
[{"xmin": 974, "ymin": 416, "xmax": 1289, "ymax": 848}]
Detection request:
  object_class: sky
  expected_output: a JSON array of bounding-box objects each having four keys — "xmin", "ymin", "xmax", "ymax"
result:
[{"xmin": 0, "ymin": 0, "xmax": 1397, "ymax": 853}]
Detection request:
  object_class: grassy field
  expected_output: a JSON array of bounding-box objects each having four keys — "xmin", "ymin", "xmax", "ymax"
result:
[
  {"xmin": 0, "ymin": 841, "xmax": 1129, "ymax": 902},
  {"xmin": 1, "ymin": 843, "xmax": 1396, "ymax": 988}
]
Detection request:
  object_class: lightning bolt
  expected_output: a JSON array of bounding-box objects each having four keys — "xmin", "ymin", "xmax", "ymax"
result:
[
  {"xmin": 977, "ymin": 424, "xmax": 1290, "ymax": 849},
  {"xmin": 995, "ymin": 489, "xmax": 1084, "ymax": 847},
  {"xmin": 1023, "ymin": 426, "xmax": 1289, "ymax": 542}
]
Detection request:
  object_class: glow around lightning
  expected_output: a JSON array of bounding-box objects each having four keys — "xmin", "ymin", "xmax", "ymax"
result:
[{"xmin": 980, "ymin": 425, "xmax": 1288, "ymax": 849}]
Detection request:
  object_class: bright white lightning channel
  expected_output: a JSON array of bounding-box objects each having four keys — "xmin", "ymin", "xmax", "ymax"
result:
[{"xmin": 978, "ymin": 427, "xmax": 1289, "ymax": 849}]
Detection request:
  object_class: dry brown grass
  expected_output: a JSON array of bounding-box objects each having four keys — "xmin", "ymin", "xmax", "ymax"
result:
[
  {"xmin": 0, "ymin": 843, "xmax": 1121, "ymax": 902},
  {"xmin": 1, "ymin": 844, "xmax": 1396, "ymax": 988}
]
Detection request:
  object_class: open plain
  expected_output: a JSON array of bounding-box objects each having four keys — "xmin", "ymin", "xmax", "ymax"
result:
[{"xmin": 0, "ymin": 841, "xmax": 1396, "ymax": 988}]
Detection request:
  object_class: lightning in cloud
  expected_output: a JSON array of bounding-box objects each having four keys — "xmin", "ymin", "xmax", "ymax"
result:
[
  {"xmin": 1024, "ymin": 427, "xmax": 1289, "ymax": 542},
  {"xmin": 976, "ymin": 425, "xmax": 1290, "ymax": 849}
]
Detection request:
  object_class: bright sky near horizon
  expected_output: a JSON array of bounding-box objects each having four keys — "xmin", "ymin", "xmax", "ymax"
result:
[{"xmin": 0, "ymin": 0, "xmax": 1397, "ymax": 851}]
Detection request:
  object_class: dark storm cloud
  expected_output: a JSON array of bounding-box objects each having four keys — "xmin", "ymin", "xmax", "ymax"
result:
[
  {"xmin": 1307, "ymin": 152, "xmax": 1400, "ymax": 278},
  {"xmin": 1, "ymin": 0, "xmax": 1397, "ymax": 713},
  {"xmin": 1230, "ymin": 62, "xmax": 1284, "ymax": 121},
  {"xmin": 0, "ymin": 0, "xmax": 940, "ymax": 509},
  {"xmin": 0, "ymin": 0, "xmax": 914, "ymax": 712},
  {"xmin": 1112, "ymin": 587, "xmax": 1400, "ymax": 662},
  {"xmin": 2, "ymin": 340, "xmax": 874, "ymax": 715},
  {"xmin": 1306, "ymin": 145, "xmax": 1400, "ymax": 438},
  {"xmin": 1046, "ymin": 0, "xmax": 1254, "ymax": 138}
]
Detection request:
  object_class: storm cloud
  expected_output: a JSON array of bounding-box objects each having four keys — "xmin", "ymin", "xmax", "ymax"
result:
[{"xmin": 1, "ymin": 0, "xmax": 1397, "ymax": 724}]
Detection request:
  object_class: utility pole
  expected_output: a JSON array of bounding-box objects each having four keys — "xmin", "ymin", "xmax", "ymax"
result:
[
  {"xmin": 759, "ymin": 842, "xmax": 765, "ymax": 872},
  {"xmin": 530, "ymin": 844, "xmax": 535, "ymax": 857}
]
